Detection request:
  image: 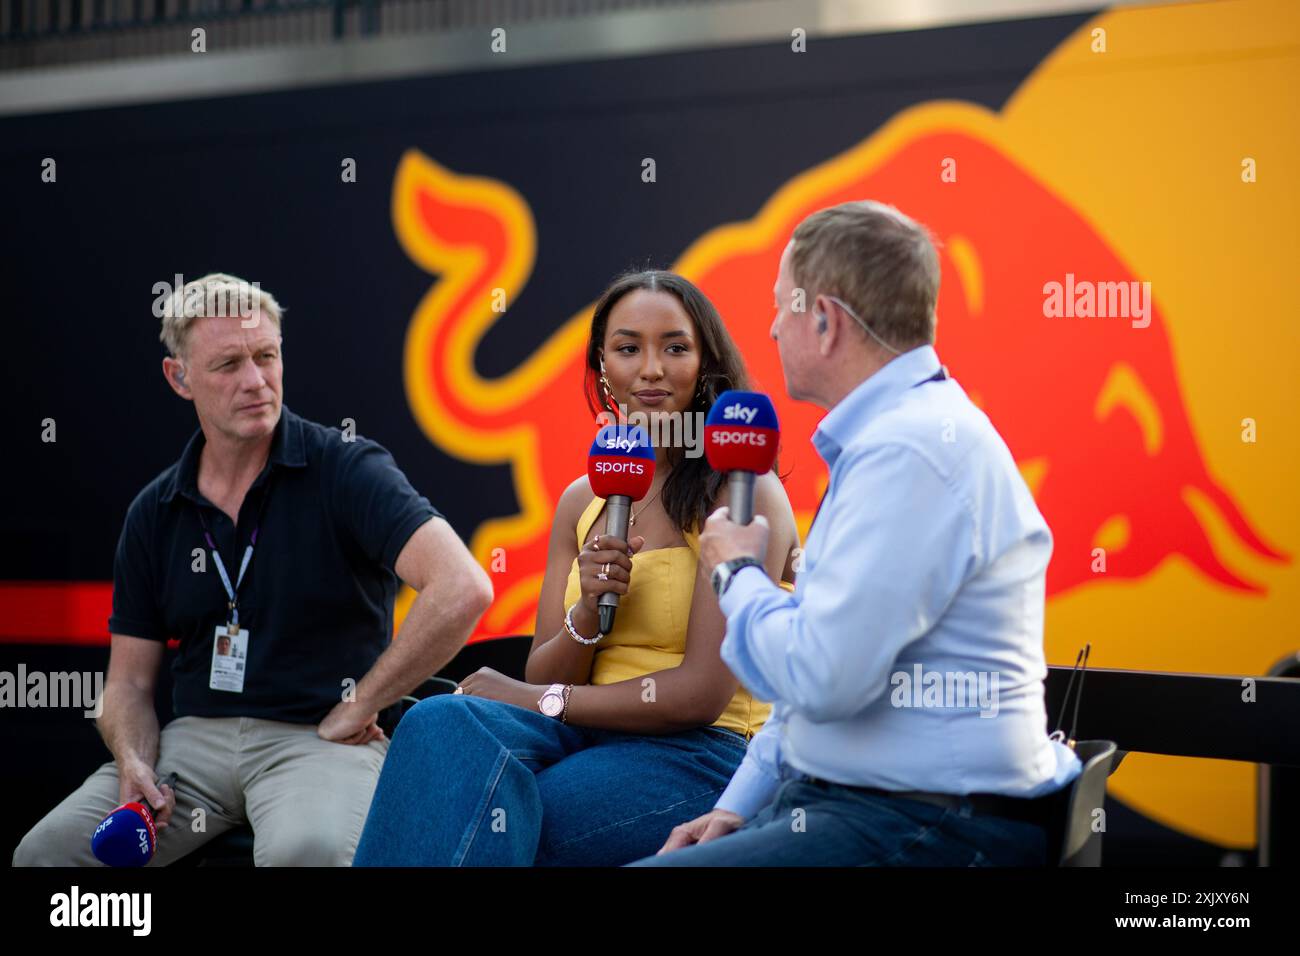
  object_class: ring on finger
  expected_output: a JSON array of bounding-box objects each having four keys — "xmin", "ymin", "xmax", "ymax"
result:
[{"xmin": 597, "ymin": 571, "xmax": 609, "ymax": 581}]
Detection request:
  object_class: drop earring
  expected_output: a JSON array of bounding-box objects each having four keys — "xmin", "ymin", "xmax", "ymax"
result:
[{"xmin": 600, "ymin": 369, "xmax": 615, "ymax": 410}]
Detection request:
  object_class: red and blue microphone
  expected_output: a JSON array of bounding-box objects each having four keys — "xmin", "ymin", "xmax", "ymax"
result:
[
  {"xmin": 90, "ymin": 772, "xmax": 176, "ymax": 867},
  {"xmin": 704, "ymin": 391, "xmax": 781, "ymax": 525},
  {"xmin": 587, "ymin": 424, "xmax": 655, "ymax": 635}
]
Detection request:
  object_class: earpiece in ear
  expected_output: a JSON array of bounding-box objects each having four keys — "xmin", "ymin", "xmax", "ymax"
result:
[{"xmin": 814, "ymin": 311, "xmax": 828, "ymax": 333}]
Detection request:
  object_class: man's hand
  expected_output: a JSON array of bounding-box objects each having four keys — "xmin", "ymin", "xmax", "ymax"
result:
[
  {"xmin": 456, "ymin": 666, "xmax": 546, "ymax": 711},
  {"xmin": 699, "ymin": 506, "xmax": 771, "ymax": 581},
  {"xmin": 657, "ymin": 808, "xmax": 745, "ymax": 854},
  {"xmin": 118, "ymin": 757, "xmax": 175, "ymax": 831},
  {"xmin": 318, "ymin": 701, "xmax": 386, "ymax": 746}
]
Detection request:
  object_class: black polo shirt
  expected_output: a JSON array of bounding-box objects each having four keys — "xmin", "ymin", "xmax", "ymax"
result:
[{"xmin": 107, "ymin": 406, "xmax": 442, "ymax": 724}]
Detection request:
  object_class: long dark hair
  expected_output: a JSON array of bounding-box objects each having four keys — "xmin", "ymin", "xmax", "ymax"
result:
[{"xmin": 584, "ymin": 270, "xmax": 754, "ymax": 536}]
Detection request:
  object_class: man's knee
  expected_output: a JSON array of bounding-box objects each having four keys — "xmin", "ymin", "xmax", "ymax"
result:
[
  {"xmin": 246, "ymin": 744, "xmax": 384, "ymax": 867},
  {"xmin": 627, "ymin": 842, "xmax": 714, "ymax": 867},
  {"xmin": 13, "ymin": 808, "xmax": 98, "ymax": 867},
  {"xmin": 12, "ymin": 824, "xmax": 48, "ymax": 867},
  {"xmin": 254, "ymin": 823, "xmax": 356, "ymax": 867}
]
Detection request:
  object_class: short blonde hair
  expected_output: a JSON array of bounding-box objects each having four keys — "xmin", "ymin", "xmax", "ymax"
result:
[
  {"xmin": 158, "ymin": 272, "xmax": 285, "ymax": 357},
  {"xmin": 791, "ymin": 201, "xmax": 940, "ymax": 351}
]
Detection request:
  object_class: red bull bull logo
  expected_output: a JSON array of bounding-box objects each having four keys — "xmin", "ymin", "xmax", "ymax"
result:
[{"xmin": 392, "ymin": 116, "xmax": 1285, "ymax": 633}]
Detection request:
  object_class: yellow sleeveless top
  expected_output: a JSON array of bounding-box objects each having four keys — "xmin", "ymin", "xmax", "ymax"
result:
[{"xmin": 562, "ymin": 496, "xmax": 772, "ymax": 739}]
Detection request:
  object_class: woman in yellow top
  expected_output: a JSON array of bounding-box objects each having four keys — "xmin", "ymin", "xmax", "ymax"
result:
[{"xmin": 354, "ymin": 269, "xmax": 798, "ymax": 866}]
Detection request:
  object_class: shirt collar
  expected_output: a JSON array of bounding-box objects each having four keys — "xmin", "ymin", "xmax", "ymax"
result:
[
  {"xmin": 160, "ymin": 405, "xmax": 307, "ymax": 504},
  {"xmin": 812, "ymin": 345, "xmax": 942, "ymax": 466}
]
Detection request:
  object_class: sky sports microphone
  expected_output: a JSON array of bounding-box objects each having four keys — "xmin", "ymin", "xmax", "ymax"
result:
[
  {"xmin": 705, "ymin": 390, "xmax": 780, "ymax": 526},
  {"xmin": 90, "ymin": 772, "xmax": 177, "ymax": 867},
  {"xmin": 587, "ymin": 424, "xmax": 655, "ymax": 635}
]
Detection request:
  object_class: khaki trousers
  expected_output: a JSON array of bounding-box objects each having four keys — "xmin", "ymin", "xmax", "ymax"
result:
[{"xmin": 12, "ymin": 715, "xmax": 388, "ymax": 867}]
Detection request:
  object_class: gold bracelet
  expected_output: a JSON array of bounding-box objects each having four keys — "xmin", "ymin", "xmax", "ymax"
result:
[{"xmin": 560, "ymin": 684, "xmax": 574, "ymax": 723}]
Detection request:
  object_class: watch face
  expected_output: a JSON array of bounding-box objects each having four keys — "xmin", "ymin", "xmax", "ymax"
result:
[
  {"xmin": 712, "ymin": 566, "xmax": 728, "ymax": 595},
  {"xmin": 539, "ymin": 693, "xmax": 564, "ymax": 717}
]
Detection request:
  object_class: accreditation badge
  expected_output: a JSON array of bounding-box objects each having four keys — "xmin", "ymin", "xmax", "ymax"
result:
[{"xmin": 209, "ymin": 623, "xmax": 249, "ymax": 693}]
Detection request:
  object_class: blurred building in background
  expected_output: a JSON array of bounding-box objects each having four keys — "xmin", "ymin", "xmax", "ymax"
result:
[{"xmin": 4, "ymin": 0, "xmax": 1123, "ymax": 111}]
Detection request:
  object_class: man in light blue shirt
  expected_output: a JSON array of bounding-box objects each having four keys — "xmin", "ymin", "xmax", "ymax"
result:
[{"xmin": 634, "ymin": 201, "xmax": 1080, "ymax": 866}]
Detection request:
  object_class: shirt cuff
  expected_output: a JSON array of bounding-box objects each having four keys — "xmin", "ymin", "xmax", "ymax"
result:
[
  {"xmin": 718, "ymin": 562, "xmax": 772, "ymax": 618},
  {"xmin": 714, "ymin": 753, "xmax": 782, "ymax": 820},
  {"xmin": 105, "ymin": 617, "xmax": 166, "ymax": 642}
]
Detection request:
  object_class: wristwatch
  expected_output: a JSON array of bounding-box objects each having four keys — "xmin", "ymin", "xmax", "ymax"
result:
[
  {"xmin": 538, "ymin": 683, "xmax": 569, "ymax": 719},
  {"xmin": 711, "ymin": 556, "xmax": 763, "ymax": 598}
]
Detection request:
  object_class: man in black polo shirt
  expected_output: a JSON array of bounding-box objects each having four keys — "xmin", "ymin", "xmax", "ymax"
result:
[{"xmin": 13, "ymin": 273, "xmax": 493, "ymax": 866}]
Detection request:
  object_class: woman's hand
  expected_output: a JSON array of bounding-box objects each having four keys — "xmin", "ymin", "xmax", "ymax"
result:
[
  {"xmin": 572, "ymin": 531, "xmax": 645, "ymax": 635},
  {"xmin": 456, "ymin": 667, "xmax": 547, "ymax": 711}
]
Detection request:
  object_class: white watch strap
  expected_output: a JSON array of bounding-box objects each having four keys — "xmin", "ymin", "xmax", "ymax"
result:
[{"xmin": 539, "ymin": 682, "xmax": 566, "ymax": 716}]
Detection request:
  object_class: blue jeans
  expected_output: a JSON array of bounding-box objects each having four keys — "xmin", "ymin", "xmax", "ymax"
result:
[
  {"xmin": 629, "ymin": 778, "xmax": 1048, "ymax": 866},
  {"xmin": 353, "ymin": 695, "xmax": 748, "ymax": 866}
]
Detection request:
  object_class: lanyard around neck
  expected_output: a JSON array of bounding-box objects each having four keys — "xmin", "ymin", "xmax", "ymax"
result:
[{"xmin": 195, "ymin": 472, "xmax": 275, "ymax": 628}]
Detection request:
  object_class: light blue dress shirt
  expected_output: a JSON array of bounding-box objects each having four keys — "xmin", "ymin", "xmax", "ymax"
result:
[{"xmin": 715, "ymin": 345, "xmax": 1081, "ymax": 819}]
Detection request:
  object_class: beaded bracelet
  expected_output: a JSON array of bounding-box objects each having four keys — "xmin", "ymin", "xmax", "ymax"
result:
[{"xmin": 564, "ymin": 603, "xmax": 604, "ymax": 645}]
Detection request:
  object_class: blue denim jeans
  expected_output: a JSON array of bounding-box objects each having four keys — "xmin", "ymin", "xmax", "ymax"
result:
[
  {"xmin": 353, "ymin": 694, "xmax": 748, "ymax": 866},
  {"xmin": 629, "ymin": 778, "xmax": 1048, "ymax": 866}
]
